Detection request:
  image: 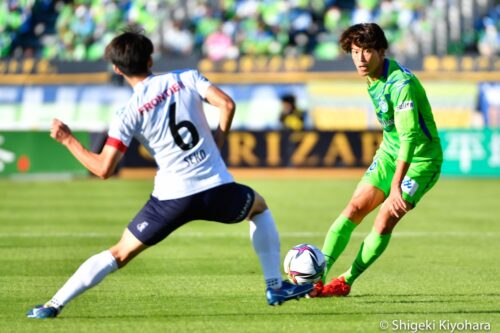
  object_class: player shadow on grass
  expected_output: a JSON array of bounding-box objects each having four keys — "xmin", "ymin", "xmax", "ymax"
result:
[
  {"xmin": 66, "ymin": 308, "xmax": 500, "ymax": 320},
  {"xmin": 359, "ymin": 299, "xmax": 472, "ymax": 304},
  {"xmin": 63, "ymin": 293, "xmax": 500, "ymax": 319},
  {"xmin": 347, "ymin": 293, "xmax": 500, "ymax": 298}
]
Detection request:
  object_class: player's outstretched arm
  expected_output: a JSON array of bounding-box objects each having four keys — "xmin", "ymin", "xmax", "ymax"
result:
[
  {"xmin": 204, "ymin": 85, "xmax": 236, "ymax": 150},
  {"xmin": 50, "ymin": 118, "xmax": 123, "ymax": 179}
]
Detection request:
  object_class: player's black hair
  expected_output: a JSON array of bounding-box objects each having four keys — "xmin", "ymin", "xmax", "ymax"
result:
[
  {"xmin": 104, "ymin": 25, "xmax": 154, "ymax": 77},
  {"xmin": 340, "ymin": 23, "xmax": 388, "ymax": 53},
  {"xmin": 280, "ymin": 94, "xmax": 296, "ymax": 106}
]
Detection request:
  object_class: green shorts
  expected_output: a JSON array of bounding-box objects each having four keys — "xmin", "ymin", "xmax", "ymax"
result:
[{"xmin": 359, "ymin": 152, "xmax": 441, "ymax": 206}]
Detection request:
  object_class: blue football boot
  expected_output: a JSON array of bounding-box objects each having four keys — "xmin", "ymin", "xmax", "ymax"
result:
[
  {"xmin": 266, "ymin": 280, "xmax": 313, "ymax": 306},
  {"xmin": 26, "ymin": 304, "xmax": 61, "ymax": 319}
]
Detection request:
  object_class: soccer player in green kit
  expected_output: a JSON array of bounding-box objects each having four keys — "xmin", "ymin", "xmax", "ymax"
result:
[{"xmin": 311, "ymin": 23, "xmax": 443, "ymax": 297}]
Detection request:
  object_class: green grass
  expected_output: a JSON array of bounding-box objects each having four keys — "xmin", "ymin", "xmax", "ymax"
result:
[{"xmin": 1, "ymin": 177, "xmax": 499, "ymax": 332}]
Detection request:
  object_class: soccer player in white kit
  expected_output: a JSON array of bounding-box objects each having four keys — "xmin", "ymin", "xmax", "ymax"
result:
[{"xmin": 27, "ymin": 28, "xmax": 312, "ymax": 319}]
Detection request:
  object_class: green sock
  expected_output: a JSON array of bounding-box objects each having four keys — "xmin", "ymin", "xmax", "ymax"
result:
[
  {"xmin": 342, "ymin": 229, "xmax": 391, "ymax": 285},
  {"xmin": 321, "ymin": 215, "xmax": 357, "ymax": 282}
]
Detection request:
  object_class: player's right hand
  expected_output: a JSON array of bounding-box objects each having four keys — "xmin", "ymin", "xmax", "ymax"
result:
[
  {"xmin": 50, "ymin": 118, "xmax": 72, "ymax": 145},
  {"xmin": 386, "ymin": 188, "xmax": 410, "ymax": 218}
]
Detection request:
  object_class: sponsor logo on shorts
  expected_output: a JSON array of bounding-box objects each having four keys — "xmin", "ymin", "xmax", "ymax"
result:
[
  {"xmin": 137, "ymin": 221, "xmax": 149, "ymax": 233},
  {"xmin": 235, "ymin": 193, "xmax": 253, "ymax": 221},
  {"xmin": 395, "ymin": 101, "xmax": 414, "ymax": 112},
  {"xmin": 401, "ymin": 176, "xmax": 419, "ymax": 196}
]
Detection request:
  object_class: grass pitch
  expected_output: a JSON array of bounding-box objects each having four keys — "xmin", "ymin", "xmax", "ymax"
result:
[{"xmin": 0, "ymin": 177, "xmax": 499, "ymax": 332}]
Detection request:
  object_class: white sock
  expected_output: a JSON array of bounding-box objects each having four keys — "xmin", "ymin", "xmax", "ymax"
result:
[
  {"xmin": 49, "ymin": 250, "xmax": 118, "ymax": 308},
  {"xmin": 249, "ymin": 209, "xmax": 282, "ymax": 289}
]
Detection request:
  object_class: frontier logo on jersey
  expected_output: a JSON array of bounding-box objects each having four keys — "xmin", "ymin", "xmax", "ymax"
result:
[
  {"xmin": 137, "ymin": 81, "xmax": 186, "ymax": 114},
  {"xmin": 137, "ymin": 221, "xmax": 149, "ymax": 233},
  {"xmin": 395, "ymin": 101, "xmax": 414, "ymax": 112}
]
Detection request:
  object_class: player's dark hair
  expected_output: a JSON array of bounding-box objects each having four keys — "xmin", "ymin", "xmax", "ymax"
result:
[
  {"xmin": 280, "ymin": 94, "xmax": 296, "ymax": 106},
  {"xmin": 104, "ymin": 26, "xmax": 153, "ymax": 77},
  {"xmin": 340, "ymin": 23, "xmax": 388, "ymax": 53}
]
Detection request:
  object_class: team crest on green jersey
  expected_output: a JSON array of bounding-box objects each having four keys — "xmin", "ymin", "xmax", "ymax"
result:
[
  {"xmin": 378, "ymin": 98, "xmax": 388, "ymax": 113},
  {"xmin": 376, "ymin": 95, "xmax": 395, "ymax": 131}
]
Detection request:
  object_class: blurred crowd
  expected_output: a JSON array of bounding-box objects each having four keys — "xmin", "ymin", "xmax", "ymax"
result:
[{"xmin": 0, "ymin": 0, "xmax": 499, "ymax": 61}]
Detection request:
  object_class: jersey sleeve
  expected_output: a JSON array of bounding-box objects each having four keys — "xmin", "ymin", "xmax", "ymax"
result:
[
  {"xmin": 392, "ymin": 80, "xmax": 419, "ymax": 162},
  {"xmin": 188, "ymin": 69, "xmax": 212, "ymax": 98},
  {"xmin": 106, "ymin": 107, "xmax": 137, "ymax": 153}
]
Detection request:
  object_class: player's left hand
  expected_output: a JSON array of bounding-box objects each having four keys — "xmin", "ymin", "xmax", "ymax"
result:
[
  {"xmin": 386, "ymin": 188, "xmax": 410, "ymax": 218},
  {"xmin": 50, "ymin": 118, "xmax": 72, "ymax": 145}
]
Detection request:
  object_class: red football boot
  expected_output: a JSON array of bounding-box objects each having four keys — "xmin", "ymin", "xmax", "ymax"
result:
[
  {"xmin": 321, "ymin": 276, "xmax": 351, "ymax": 297},
  {"xmin": 308, "ymin": 280, "xmax": 324, "ymax": 298}
]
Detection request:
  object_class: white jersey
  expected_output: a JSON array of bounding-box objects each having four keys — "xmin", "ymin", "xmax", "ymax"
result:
[{"xmin": 106, "ymin": 69, "xmax": 234, "ymax": 200}]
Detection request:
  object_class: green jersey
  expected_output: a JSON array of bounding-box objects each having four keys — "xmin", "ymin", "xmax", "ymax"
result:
[{"xmin": 367, "ymin": 59, "xmax": 443, "ymax": 164}]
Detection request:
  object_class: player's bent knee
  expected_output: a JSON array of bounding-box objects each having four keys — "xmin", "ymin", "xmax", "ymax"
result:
[
  {"xmin": 374, "ymin": 209, "xmax": 405, "ymax": 234},
  {"xmin": 108, "ymin": 247, "xmax": 132, "ymax": 268},
  {"xmin": 109, "ymin": 248, "xmax": 144, "ymax": 268},
  {"xmin": 108, "ymin": 228, "xmax": 148, "ymax": 267},
  {"xmin": 109, "ymin": 243, "xmax": 147, "ymax": 268},
  {"xmin": 343, "ymin": 201, "xmax": 370, "ymax": 221},
  {"xmin": 374, "ymin": 220, "xmax": 399, "ymax": 234},
  {"xmin": 246, "ymin": 191, "xmax": 268, "ymax": 219}
]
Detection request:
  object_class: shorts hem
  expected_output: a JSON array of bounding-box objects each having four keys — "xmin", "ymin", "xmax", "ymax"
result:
[{"xmin": 358, "ymin": 178, "xmax": 389, "ymax": 197}]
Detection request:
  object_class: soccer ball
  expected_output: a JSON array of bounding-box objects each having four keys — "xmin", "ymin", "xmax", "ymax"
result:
[{"xmin": 283, "ymin": 243, "xmax": 326, "ymax": 285}]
